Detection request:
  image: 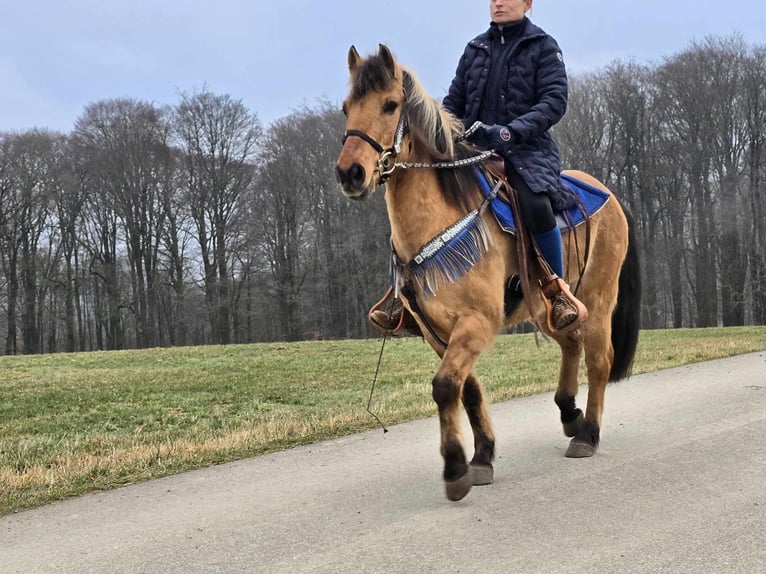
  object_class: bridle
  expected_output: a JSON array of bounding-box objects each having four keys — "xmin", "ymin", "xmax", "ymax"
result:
[
  {"xmin": 342, "ymin": 100, "xmax": 493, "ymax": 185},
  {"xmin": 342, "ymin": 110, "xmax": 408, "ymax": 184}
]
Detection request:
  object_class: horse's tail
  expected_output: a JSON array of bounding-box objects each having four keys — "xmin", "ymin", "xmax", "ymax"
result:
[{"xmin": 609, "ymin": 197, "xmax": 642, "ymax": 382}]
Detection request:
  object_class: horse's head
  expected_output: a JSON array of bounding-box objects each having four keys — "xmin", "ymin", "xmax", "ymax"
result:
[{"xmin": 335, "ymin": 44, "xmax": 407, "ymax": 199}]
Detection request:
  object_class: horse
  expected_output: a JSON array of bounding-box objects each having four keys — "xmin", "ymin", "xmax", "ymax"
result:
[{"xmin": 335, "ymin": 44, "xmax": 641, "ymax": 501}]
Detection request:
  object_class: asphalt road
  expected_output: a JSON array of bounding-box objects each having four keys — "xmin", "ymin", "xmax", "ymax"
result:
[{"xmin": 2, "ymin": 352, "xmax": 765, "ymax": 574}]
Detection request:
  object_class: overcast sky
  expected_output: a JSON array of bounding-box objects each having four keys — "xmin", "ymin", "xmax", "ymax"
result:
[{"xmin": 1, "ymin": 1, "xmax": 764, "ymax": 132}]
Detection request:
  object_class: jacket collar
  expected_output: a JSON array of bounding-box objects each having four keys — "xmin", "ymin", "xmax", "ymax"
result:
[
  {"xmin": 487, "ymin": 18, "xmax": 526, "ymax": 42},
  {"xmin": 469, "ymin": 17, "xmax": 546, "ymax": 52}
]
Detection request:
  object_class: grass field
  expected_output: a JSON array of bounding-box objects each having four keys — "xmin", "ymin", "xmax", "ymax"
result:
[{"xmin": 1, "ymin": 326, "xmax": 765, "ymax": 516}]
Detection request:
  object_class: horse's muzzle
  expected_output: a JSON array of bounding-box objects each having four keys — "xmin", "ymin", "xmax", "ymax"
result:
[{"xmin": 335, "ymin": 162, "xmax": 370, "ymax": 198}]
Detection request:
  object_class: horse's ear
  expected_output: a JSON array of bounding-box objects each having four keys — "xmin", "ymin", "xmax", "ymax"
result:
[
  {"xmin": 378, "ymin": 44, "xmax": 396, "ymax": 74},
  {"xmin": 348, "ymin": 46, "xmax": 362, "ymax": 71}
]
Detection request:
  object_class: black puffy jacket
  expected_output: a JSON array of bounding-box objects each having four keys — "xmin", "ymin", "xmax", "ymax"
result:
[{"xmin": 443, "ymin": 18, "xmax": 574, "ymax": 210}]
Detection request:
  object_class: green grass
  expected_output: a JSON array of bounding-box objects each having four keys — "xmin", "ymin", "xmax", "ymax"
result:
[{"xmin": 1, "ymin": 326, "xmax": 765, "ymax": 515}]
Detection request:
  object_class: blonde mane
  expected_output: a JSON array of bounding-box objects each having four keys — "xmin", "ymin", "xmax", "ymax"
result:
[{"xmin": 399, "ymin": 66, "xmax": 464, "ymax": 161}]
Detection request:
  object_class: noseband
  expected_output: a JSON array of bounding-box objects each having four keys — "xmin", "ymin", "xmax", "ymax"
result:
[{"xmin": 342, "ymin": 111, "xmax": 407, "ymax": 184}]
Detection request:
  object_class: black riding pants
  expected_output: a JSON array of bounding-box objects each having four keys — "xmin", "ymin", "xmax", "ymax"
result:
[{"xmin": 504, "ymin": 160, "xmax": 556, "ymax": 234}]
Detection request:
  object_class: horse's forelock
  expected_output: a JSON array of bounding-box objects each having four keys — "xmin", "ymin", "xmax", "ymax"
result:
[{"xmin": 350, "ymin": 54, "xmax": 398, "ymax": 101}]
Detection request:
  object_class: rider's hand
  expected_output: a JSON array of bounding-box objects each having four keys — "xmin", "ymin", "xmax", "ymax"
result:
[{"xmin": 465, "ymin": 122, "xmax": 514, "ymax": 153}]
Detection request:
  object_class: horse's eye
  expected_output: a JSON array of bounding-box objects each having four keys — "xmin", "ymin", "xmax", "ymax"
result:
[
  {"xmin": 342, "ymin": 103, "xmax": 348, "ymax": 117},
  {"xmin": 383, "ymin": 100, "xmax": 399, "ymax": 115}
]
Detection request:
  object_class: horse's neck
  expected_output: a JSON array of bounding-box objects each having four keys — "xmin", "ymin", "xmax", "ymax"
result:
[{"xmin": 385, "ymin": 167, "xmax": 466, "ymax": 263}]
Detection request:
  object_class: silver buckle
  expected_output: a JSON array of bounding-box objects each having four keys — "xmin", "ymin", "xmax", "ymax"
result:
[{"xmin": 377, "ymin": 149, "xmax": 396, "ymax": 180}]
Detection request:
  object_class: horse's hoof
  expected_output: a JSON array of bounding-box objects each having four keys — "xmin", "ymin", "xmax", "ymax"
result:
[
  {"xmin": 563, "ymin": 412, "xmax": 584, "ymax": 437},
  {"xmin": 565, "ymin": 439, "xmax": 597, "ymax": 458},
  {"xmin": 470, "ymin": 463, "xmax": 494, "ymax": 486},
  {"xmin": 445, "ymin": 471, "xmax": 473, "ymax": 501}
]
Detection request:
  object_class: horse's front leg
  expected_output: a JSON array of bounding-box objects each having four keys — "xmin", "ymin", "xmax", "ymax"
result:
[{"xmin": 432, "ymin": 314, "xmax": 495, "ymax": 501}]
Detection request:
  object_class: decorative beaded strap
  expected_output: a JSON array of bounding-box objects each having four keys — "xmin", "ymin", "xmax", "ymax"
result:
[{"xmin": 396, "ymin": 149, "xmax": 494, "ymax": 171}]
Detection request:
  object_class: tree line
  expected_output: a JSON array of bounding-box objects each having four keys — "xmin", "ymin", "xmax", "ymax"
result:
[
  {"xmin": 556, "ymin": 35, "xmax": 766, "ymax": 329},
  {"xmin": 0, "ymin": 35, "xmax": 763, "ymax": 355}
]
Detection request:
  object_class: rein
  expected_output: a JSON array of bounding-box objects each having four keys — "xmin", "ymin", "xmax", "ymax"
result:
[
  {"xmin": 342, "ymin": 106, "xmax": 494, "ymax": 184},
  {"xmin": 395, "ymin": 151, "xmax": 495, "ymax": 171}
]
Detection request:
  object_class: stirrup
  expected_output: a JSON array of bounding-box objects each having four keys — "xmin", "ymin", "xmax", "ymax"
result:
[
  {"xmin": 540, "ymin": 276, "xmax": 588, "ymax": 333},
  {"xmin": 368, "ymin": 287, "xmax": 405, "ymax": 335}
]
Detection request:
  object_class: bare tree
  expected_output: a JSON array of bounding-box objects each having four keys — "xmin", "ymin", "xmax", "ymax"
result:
[
  {"xmin": 0, "ymin": 133, "xmax": 20, "ymax": 353},
  {"xmin": 172, "ymin": 89, "xmax": 262, "ymax": 345},
  {"xmin": 742, "ymin": 47, "xmax": 766, "ymax": 323},
  {"xmin": 253, "ymin": 116, "xmax": 311, "ymax": 341},
  {"xmin": 73, "ymin": 99, "xmax": 172, "ymax": 348},
  {"xmin": 155, "ymin": 150, "xmax": 194, "ymax": 346},
  {"xmin": 656, "ymin": 47, "xmax": 719, "ymax": 326},
  {"xmin": 703, "ymin": 37, "xmax": 750, "ymax": 326},
  {"xmin": 600, "ymin": 61, "xmax": 669, "ymax": 327},
  {"xmin": 556, "ymin": 73, "xmax": 614, "ymax": 182},
  {"xmin": 0, "ymin": 131, "xmax": 61, "ymax": 353},
  {"xmin": 45, "ymin": 135, "xmax": 88, "ymax": 352}
]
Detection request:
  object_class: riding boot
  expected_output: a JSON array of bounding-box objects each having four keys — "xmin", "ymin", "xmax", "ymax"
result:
[
  {"xmin": 546, "ymin": 281, "xmax": 581, "ymax": 330},
  {"xmin": 368, "ymin": 287, "xmax": 404, "ymax": 333},
  {"xmin": 533, "ymin": 226, "xmax": 587, "ymax": 331},
  {"xmin": 368, "ymin": 287, "xmax": 423, "ymax": 337}
]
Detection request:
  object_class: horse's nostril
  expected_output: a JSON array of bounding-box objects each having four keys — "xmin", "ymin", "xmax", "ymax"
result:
[
  {"xmin": 335, "ymin": 163, "xmax": 366, "ymax": 191},
  {"xmin": 349, "ymin": 163, "xmax": 365, "ymax": 186},
  {"xmin": 335, "ymin": 164, "xmax": 346, "ymax": 185}
]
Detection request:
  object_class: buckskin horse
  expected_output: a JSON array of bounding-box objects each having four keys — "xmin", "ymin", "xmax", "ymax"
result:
[{"xmin": 335, "ymin": 45, "xmax": 641, "ymax": 501}]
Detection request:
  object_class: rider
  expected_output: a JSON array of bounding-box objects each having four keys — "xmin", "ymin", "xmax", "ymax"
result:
[{"xmin": 371, "ymin": 0, "xmax": 583, "ymax": 333}]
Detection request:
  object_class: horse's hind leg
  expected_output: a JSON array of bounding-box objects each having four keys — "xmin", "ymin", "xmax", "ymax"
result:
[
  {"xmin": 566, "ymin": 324, "xmax": 613, "ymax": 458},
  {"xmin": 432, "ymin": 315, "xmax": 494, "ymax": 501},
  {"xmin": 462, "ymin": 373, "xmax": 495, "ymax": 485}
]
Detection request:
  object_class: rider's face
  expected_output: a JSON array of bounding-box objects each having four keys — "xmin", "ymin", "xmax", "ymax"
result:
[{"xmin": 489, "ymin": 0, "xmax": 532, "ymax": 25}]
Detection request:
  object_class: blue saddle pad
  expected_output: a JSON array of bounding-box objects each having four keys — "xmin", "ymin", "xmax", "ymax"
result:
[{"xmin": 474, "ymin": 167, "xmax": 610, "ymax": 234}]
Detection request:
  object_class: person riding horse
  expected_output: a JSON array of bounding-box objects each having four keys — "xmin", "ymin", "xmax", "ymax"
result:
[
  {"xmin": 338, "ymin": 42, "xmax": 640, "ymax": 498},
  {"xmin": 371, "ymin": 0, "xmax": 584, "ymax": 333}
]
